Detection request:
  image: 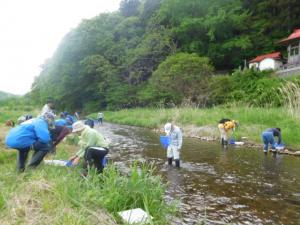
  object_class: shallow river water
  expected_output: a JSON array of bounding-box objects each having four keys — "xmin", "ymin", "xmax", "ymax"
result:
[{"xmin": 97, "ymin": 123, "xmax": 300, "ymax": 225}]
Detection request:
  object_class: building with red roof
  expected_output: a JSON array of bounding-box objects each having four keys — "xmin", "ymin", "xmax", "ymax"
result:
[
  {"xmin": 278, "ymin": 29, "xmax": 300, "ymax": 66},
  {"xmin": 249, "ymin": 52, "xmax": 283, "ymax": 71},
  {"xmin": 249, "ymin": 29, "xmax": 300, "ymax": 73}
]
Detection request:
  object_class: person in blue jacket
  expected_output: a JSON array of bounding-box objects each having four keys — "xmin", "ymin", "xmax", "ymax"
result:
[
  {"xmin": 5, "ymin": 112, "xmax": 55, "ymax": 172},
  {"xmin": 261, "ymin": 128, "xmax": 282, "ymax": 153}
]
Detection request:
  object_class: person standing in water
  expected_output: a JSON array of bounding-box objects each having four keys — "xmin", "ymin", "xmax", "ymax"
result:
[
  {"xmin": 218, "ymin": 119, "xmax": 238, "ymax": 147},
  {"xmin": 164, "ymin": 122, "xmax": 183, "ymax": 168},
  {"xmin": 97, "ymin": 112, "xmax": 104, "ymax": 125}
]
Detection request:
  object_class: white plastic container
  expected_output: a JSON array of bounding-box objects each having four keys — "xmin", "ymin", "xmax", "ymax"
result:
[
  {"xmin": 118, "ymin": 208, "xmax": 152, "ymax": 224},
  {"xmin": 44, "ymin": 160, "xmax": 67, "ymax": 166}
]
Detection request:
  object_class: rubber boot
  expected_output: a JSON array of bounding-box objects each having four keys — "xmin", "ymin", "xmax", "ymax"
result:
[
  {"xmin": 224, "ymin": 140, "xmax": 228, "ymax": 146},
  {"xmin": 221, "ymin": 138, "xmax": 224, "ymax": 146},
  {"xmin": 168, "ymin": 158, "xmax": 173, "ymax": 165},
  {"xmin": 175, "ymin": 159, "xmax": 180, "ymax": 168}
]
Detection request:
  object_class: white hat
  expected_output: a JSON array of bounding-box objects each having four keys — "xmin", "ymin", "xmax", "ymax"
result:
[
  {"xmin": 72, "ymin": 121, "xmax": 86, "ymax": 133},
  {"xmin": 164, "ymin": 123, "xmax": 172, "ymax": 135}
]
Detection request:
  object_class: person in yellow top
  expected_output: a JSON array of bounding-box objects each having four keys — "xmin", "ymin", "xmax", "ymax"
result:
[
  {"xmin": 69, "ymin": 121, "xmax": 109, "ymax": 173},
  {"xmin": 218, "ymin": 118, "xmax": 238, "ymax": 146}
]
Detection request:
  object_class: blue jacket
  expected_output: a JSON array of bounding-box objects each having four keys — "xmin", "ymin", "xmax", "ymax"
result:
[
  {"xmin": 55, "ymin": 119, "xmax": 67, "ymax": 127},
  {"xmin": 55, "ymin": 119, "xmax": 72, "ymax": 129},
  {"xmin": 5, "ymin": 118, "xmax": 51, "ymax": 149}
]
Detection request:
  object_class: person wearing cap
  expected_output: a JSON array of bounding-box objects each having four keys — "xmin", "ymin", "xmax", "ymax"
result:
[
  {"xmin": 164, "ymin": 122, "xmax": 183, "ymax": 167},
  {"xmin": 261, "ymin": 128, "xmax": 282, "ymax": 153},
  {"xmin": 5, "ymin": 112, "xmax": 55, "ymax": 172},
  {"xmin": 218, "ymin": 119, "xmax": 238, "ymax": 146},
  {"xmin": 68, "ymin": 121, "xmax": 109, "ymax": 174}
]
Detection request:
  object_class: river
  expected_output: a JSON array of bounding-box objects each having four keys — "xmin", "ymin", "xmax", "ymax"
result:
[{"xmin": 97, "ymin": 122, "xmax": 300, "ymax": 225}]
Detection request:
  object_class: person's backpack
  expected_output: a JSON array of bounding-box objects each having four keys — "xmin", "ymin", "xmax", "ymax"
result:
[{"xmin": 219, "ymin": 118, "xmax": 231, "ymax": 124}]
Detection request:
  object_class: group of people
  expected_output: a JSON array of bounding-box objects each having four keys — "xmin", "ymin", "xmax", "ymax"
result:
[
  {"xmin": 217, "ymin": 118, "xmax": 282, "ymax": 153},
  {"xmin": 163, "ymin": 119, "xmax": 282, "ymax": 168},
  {"xmin": 4, "ymin": 100, "xmax": 282, "ymax": 173},
  {"xmin": 5, "ymin": 100, "xmax": 108, "ymax": 174}
]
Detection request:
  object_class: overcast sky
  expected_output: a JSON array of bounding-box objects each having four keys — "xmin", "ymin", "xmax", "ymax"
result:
[{"xmin": 0, "ymin": 0, "xmax": 121, "ymax": 95}]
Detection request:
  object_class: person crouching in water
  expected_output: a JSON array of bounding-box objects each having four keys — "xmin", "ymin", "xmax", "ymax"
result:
[
  {"xmin": 68, "ymin": 121, "xmax": 109, "ymax": 174},
  {"xmin": 5, "ymin": 112, "xmax": 55, "ymax": 172},
  {"xmin": 218, "ymin": 119, "xmax": 238, "ymax": 147},
  {"xmin": 164, "ymin": 123, "xmax": 183, "ymax": 168},
  {"xmin": 261, "ymin": 128, "xmax": 282, "ymax": 154}
]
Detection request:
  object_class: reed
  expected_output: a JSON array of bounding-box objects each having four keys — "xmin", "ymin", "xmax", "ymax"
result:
[{"xmin": 278, "ymin": 81, "xmax": 300, "ymax": 121}]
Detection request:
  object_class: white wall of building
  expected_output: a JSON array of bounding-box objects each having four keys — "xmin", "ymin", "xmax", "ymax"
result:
[{"xmin": 259, "ymin": 58, "xmax": 282, "ymax": 70}]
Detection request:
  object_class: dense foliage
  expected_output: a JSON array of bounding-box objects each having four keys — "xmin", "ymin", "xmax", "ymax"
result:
[{"xmin": 30, "ymin": 0, "xmax": 300, "ymax": 112}]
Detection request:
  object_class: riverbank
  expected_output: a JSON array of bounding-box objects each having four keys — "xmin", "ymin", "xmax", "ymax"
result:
[
  {"xmin": 0, "ymin": 124, "xmax": 174, "ymax": 224},
  {"xmin": 90, "ymin": 106, "xmax": 300, "ymax": 150}
]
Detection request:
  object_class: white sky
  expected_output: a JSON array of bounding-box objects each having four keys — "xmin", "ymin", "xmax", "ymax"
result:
[{"xmin": 0, "ymin": 0, "xmax": 121, "ymax": 95}]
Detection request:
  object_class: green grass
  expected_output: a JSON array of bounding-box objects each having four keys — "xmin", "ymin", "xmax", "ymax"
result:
[
  {"xmin": 0, "ymin": 104, "xmax": 175, "ymax": 225},
  {"xmin": 0, "ymin": 105, "xmax": 38, "ymax": 123},
  {"xmin": 90, "ymin": 106, "xmax": 300, "ymax": 149},
  {"xmin": 0, "ymin": 146, "xmax": 175, "ymax": 224}
]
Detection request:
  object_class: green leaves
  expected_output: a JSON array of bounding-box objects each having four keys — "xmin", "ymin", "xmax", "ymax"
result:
[
  {"xmin": 30, "ymin": 0, "xmax": 298, "ymax": 111},
  {"xmin": 144, "ymin": 53, "xmax": 214, "ymax": 106}
]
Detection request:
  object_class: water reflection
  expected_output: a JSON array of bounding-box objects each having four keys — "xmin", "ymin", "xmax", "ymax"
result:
[{"xmin": 98, "ymin": 123, "xmax": 300, "ymax": 225}]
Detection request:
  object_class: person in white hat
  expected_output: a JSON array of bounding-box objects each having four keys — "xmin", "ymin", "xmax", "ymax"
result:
[
  {"xmin": 68, "ymin": 121, "xmax": 109, "ymax": 174},
  {"xmin": 164, "ymin": 122, "xmax": 183, "ymax": 167}
]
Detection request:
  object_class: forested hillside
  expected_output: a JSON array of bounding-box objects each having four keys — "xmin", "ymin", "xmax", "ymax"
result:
[
  {"xmin": 30, "ymin": 0, "xmax": 300, "ymax": 112},
  {"xmin": 0, "ymin": 91, "xmax": 16, "ymax": 101}
]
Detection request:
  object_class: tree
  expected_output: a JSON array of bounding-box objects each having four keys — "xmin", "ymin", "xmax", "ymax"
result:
[
  {"xmin": 120, "ymin": 0, "xmax": 141, "ymax": 17},
  {"xmin": 143, "ymin": 53, "xmax": 214, "ymax": 106}
]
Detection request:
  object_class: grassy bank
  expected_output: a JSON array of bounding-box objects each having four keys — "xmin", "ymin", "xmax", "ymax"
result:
[
  {"xmin": 91, "ymin": 106, "xmax": 300, "ymax": 149},
  {"xmin": 0, "ymin": 125, "xmax": 174, "ymax": 224}
]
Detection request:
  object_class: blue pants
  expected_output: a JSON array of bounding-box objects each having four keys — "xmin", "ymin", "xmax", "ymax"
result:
[{"xmin": 262, "ymin": 132, "xmax": 275, "ymax": 151}]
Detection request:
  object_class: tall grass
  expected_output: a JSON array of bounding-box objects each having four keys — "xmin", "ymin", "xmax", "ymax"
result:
[
  {"xmin": 97, "ymin": 106, "xmax": 300, "ymax": 148},
  {"xmin": 0, "ymin": 148, "xmax": 175, "ymax": 224},
  {"xmin": 279, "ymin": 81, "xmax": 300, "ymax": 120}
]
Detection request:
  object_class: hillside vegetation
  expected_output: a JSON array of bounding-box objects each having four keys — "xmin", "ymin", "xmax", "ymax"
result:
[
  {"xmin": 0, "ymin": 91, "xmax": 16, "ymax": 101},
  {"xmin": 29, "ymin": 0, "xmax": 300, "ymax": 112}
]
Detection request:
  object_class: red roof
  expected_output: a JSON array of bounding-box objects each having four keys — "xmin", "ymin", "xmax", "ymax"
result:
[
  {"xmin": 279, "ymin": 29, "xmax": 300, "ymax": 45},
  {"xmin": 249, "ymin": 52, "xmax": 282, "ymax": 63}
]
